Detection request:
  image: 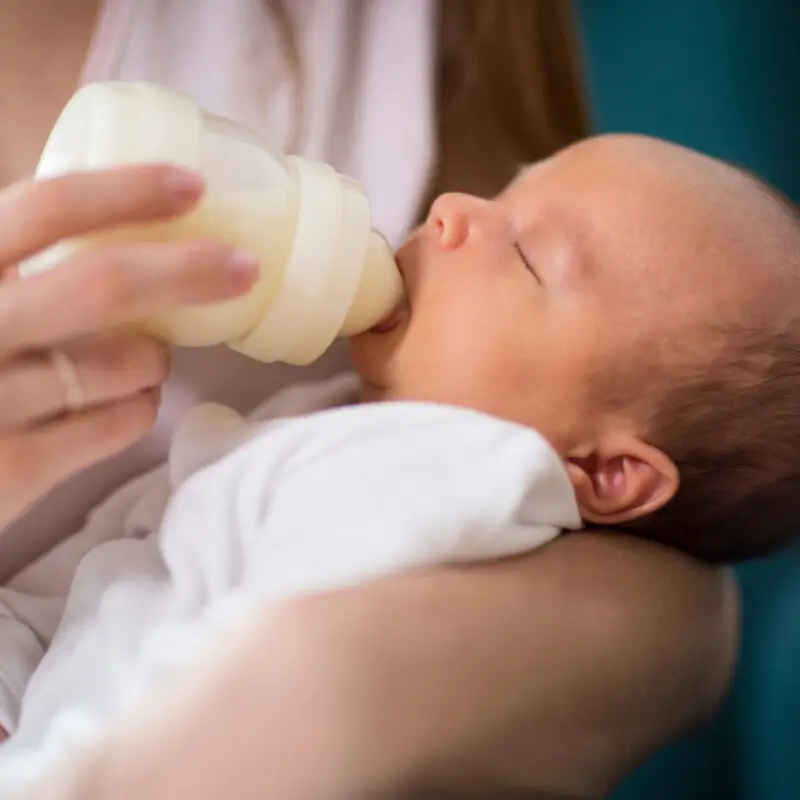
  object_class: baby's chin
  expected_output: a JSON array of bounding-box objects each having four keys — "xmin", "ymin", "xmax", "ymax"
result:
[
  {"xmin": 357, "ymin": 379, "xmax": 389, "ymax": 403},
  {"xmin": 348, "ymin": 315, "xmax": 409, "ymax": 389}
]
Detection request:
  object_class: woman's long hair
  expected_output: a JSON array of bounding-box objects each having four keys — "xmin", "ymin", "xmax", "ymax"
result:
[
  {"xmin": 265, "ymin": 0, "xmax": 590, "ymax": 204},
  {"xmin": 434, "ymin": 0, "xmax": 589, "ymax": 190}
]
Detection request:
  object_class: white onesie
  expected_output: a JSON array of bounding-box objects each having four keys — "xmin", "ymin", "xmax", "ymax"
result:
[{"xmin": 0, "ymin": 375, "xmax": 580, "ymax": 790}]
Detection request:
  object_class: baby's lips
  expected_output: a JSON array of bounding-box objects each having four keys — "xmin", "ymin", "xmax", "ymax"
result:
[
  {"xmin": 369, "ymin": 248, "xmax": 411, "ymax": 333},
  {"xmin": 371, "ymin": 297, "xmax": 409, "ymax": 333}
]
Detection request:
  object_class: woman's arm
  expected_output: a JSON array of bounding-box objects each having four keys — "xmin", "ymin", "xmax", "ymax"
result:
[{"xmin": 38, "ymin": 533, "xmax": 738, "ymax": 800}]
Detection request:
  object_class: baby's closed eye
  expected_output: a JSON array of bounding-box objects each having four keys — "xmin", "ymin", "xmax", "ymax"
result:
[{"xmin": 514, "ymin": 242, "xmax": 541, "ymax": 283}]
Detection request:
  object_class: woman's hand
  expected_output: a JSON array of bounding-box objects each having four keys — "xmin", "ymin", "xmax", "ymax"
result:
[
  {"xmin": 41, "ymin": 534, "xmax": 739, "ymax": 800},
  {"xmin": 0, "ymin": 165, "xmax": 258, "ymax": 530}
]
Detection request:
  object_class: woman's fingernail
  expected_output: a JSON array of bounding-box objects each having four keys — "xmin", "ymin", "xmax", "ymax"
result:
[
  {"xmin": 164, "ymin": 168, "xmax": 205, "ymax": 202},
  {"xmin": 225, "ymin": 249, "xmax": 260, "ymax": 284}
]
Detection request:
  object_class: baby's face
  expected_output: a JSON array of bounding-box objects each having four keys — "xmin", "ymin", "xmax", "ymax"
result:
[{"xmin": 350, "ymin": 135, "xmax": 782, "ymax": 458}]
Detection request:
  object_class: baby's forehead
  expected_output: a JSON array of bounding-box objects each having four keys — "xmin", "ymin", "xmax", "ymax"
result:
[
  {"xmin": 517, "ymin": 137, "xmax": 795, "ymax": 314},
  {"xmin": 508, "ymin": 136, "xmax": 789, "ymax": 246},
  {"xmin": 521, "ymin": 135, "xmax": 744, "ymax": 190}
]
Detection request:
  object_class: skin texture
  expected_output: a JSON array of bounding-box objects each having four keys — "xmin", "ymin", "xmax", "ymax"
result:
[{"xmin": 352, "ymin": 134, "xmax": 798, "ymax": 529}]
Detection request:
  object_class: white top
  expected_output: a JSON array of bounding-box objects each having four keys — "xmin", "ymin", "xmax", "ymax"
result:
[
  {"xmin": 0, "ymin": 377, "xmax": 580, "ymax": 790},
  {"xmin": 0, "ymin": 0, "xmax": 436, "ymax": 579}
]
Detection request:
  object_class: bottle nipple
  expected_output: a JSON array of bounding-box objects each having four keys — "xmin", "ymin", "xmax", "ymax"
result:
[
  {"xmin": 231, "ymin": 157, "xmax": 406, "ymax": 365},
  {"xmin": 339, "ymin": 231, "xmax": 404, "ymax": 337}
]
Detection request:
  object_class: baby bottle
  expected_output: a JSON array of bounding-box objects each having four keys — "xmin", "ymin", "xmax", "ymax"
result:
[{"xmin": 19, "ymin": 82, "xmax": 404, "ymax": 365}]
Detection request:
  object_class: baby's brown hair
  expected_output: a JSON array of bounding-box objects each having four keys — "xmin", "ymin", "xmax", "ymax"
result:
[{"xmin": 615, "ymin": 176, "xmax": 800, "ymax": 564}]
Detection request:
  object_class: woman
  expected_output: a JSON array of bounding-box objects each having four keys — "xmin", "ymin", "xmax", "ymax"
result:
[{"xmin": 0, "ymin": 1, "xmax": 738, "ymax": 796}]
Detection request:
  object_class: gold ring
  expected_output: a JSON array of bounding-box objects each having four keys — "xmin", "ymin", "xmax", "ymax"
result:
[{"xmin": 50, "ymin": 349, "xmax": 85, "ymax": 413}]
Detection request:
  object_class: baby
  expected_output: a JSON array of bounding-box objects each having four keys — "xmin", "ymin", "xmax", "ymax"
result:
[
  {"xmin": 0, "ymin": 135, "xmax": 798, "ymax": 787},
  {"xmin": 353, "ymin": 133, "xmax": 800, "ymax": 561}
]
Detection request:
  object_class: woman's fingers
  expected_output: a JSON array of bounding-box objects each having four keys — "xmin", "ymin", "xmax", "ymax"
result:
[
  {"xmin": 0, "ymin": 390, "xmax": 161, "ymax": 525},
  {"xmin": 0, "ymin": 165, "xmax": 205, "ymax": 268},
  {"xmin": 0, "ymin": 166, "xmax": 259, "ymax": 528},
  {"xmin": 0, "ymin": 239, "xmax": 258, "ymax": 356},
  {"xmin": 0, "ymin": 333, "xmax": 170, "ymax": 429}
]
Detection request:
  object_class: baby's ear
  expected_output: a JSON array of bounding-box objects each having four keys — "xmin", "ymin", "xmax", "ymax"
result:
[{"xmin": 566, "ymin": 434, "xmax": 679, "ymax": 525}]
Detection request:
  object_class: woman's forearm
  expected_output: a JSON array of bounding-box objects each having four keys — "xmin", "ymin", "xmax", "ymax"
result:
[
  {"xmin": 256, "ymin": 534, "xmax": 738, "ymax": 797},
  {"xmin": 35, "ymin": 534, "xmax": 738, "ymax": 800}
]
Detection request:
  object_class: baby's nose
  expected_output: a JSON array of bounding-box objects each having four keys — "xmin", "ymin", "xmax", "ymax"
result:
[{"xmin": 427, "ymin": 192, "xmax": 490, "ymax": 250}]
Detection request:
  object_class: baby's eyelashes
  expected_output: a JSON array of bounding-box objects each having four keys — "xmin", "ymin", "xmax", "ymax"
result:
[{"xmin": 514, "ymin": 242, "xmax": 541, "ymax": 284}]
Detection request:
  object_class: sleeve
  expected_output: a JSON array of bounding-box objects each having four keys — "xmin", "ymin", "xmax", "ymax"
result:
[{"xmin": 0, "ymin": 465, "xmax": 169, "ymax": 734}]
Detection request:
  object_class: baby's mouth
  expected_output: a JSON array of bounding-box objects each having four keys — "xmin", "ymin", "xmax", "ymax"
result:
[{"xmin": 371, "ymin": 297, "xmax": 410, "ymax": 333}]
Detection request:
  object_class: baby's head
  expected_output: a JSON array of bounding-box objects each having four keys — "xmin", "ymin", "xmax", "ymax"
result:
[{"xmin": 350, "ymin": 134, "xmax": 800, "ymax": 563}]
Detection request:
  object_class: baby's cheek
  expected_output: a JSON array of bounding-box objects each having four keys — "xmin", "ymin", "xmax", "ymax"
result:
[{"xmin": 431, "ymin": 332, "xmax": 513, "ymax": 401}]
